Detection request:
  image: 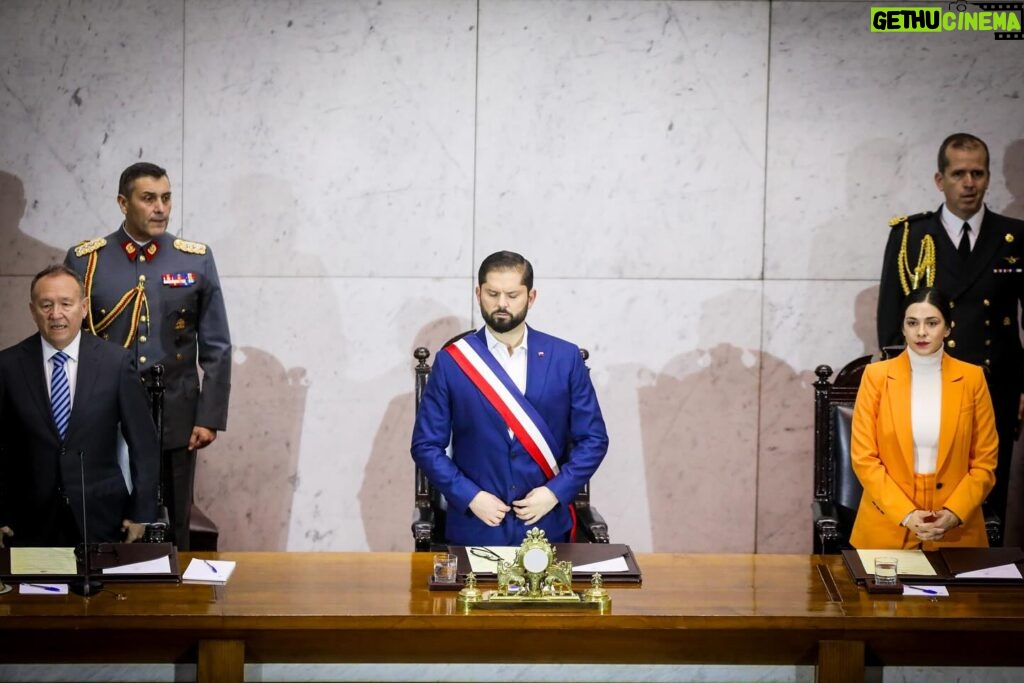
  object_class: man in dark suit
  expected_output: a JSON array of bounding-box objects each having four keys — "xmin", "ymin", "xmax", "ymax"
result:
[
  {"xmin": 64, "ymin": 162, "xmax": 231, "ymax": 550},
  {"xmin": 878, "ymin": 133, "xmax": 1024, "ymax": 535},
  {"xmin": 411, "ymin": 251, "xmax": 609, "ymax": 545},
  {"xmin": 0, "ymin": 265, "xmax": 159, "ymax": 548}
]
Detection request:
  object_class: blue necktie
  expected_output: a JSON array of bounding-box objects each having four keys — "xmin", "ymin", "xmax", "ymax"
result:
[{"xmin": 50, "ymin": 351, "xmax": 71, "ymax": 440}]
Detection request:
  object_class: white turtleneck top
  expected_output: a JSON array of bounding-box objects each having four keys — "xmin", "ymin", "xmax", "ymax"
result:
[{"xmin": 909, "ymin": 348, "xmax": 943, "ymax": 474}]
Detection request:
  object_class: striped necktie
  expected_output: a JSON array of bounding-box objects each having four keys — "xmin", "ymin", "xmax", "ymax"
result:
[{"xmin": 50, "ymin": 350, "xmax": 71, "ymax": 440}]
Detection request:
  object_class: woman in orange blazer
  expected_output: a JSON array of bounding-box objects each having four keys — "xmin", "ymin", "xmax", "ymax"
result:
[{"xmin": 850, "ymin": 287, "xmax": 997, "ymax": 549}]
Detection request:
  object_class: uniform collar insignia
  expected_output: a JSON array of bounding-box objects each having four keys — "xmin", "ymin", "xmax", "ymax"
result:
[{"xmin": 121, "ymin": 239, "xmax": 159, "ymax": 261}]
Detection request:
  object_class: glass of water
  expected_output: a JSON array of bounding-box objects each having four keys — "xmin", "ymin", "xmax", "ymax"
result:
[
  {"xmin": 874, "ymin": 556, "xmax": 898, "ymax": 585},
  {"xmin": 432, "ymin": 553, "xmax": 458, "ymax": 583}
]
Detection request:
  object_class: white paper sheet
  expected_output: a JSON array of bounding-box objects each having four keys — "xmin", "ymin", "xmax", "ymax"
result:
[
  {"xmin": 101, "ymin": 555, "xmax": 171, "ymax": 575},
  {"xmin": 19, "ymin": 583, "xmax": 68, "ymax": 595},
  {"xmin": 182, "ymin": 558, "xmax": 235, "ymax": 583},
  {"xmin": 903, "ymin": 584, "xmax": 948, "ymax": 597},
  {"xmin": 574, "ymin": 556, "xmax": 629, "ymax": 573},
  {"xmin": 955, "ymin": 563, "xmax": 1023, "ymax": 580}
]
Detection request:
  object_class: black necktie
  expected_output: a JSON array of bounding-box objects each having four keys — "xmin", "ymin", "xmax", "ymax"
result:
[{"xmin": 958, "ymin": 222, "xmax": 971, "ymax": 261}]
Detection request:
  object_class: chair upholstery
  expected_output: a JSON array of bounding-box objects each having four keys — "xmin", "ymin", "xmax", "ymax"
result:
[
  {"xmin": 812, "ymin": 355, "xmax": 1001, "ymax": 554},
  {"xmin": 412, "ymin": 331, "xmax": 609, "ymax": 551}
]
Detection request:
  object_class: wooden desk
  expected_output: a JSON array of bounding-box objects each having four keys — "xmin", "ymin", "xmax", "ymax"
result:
[{"xmin": 2, "ymin": 553, "xmax": 1024, "ymax": 683}]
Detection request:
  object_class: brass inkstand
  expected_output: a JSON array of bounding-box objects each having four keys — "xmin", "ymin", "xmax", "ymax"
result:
[{"xmin": 456, "ymin": 529, "xmax": 611, "ymax": 612}]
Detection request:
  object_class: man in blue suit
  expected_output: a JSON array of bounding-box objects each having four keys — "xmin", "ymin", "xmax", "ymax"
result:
[{"xmin": 411, "ymin": 251, "xmax": 609, "ymax": 545}]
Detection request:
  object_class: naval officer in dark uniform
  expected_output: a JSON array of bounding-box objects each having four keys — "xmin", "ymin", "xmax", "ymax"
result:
[
  {"xmin": 878, "ymin": 133, "xmax": 1024, "ymax": 539},
  {"xmin": 64, "ymin": 162, "xmax": 231, "ymax": 550}
]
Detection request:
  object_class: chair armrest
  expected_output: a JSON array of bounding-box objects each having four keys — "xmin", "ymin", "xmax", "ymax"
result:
[
  {"xmin": 982, "ymin": 501, "xmax": 1003, "ymax": 547},
  {"xmin": 412, "ymin": 504, "xmax": 436, "ymax": 553},
  {"xmin": 811, "ymin": 500, "xmax": 842, "ymax": 554},
  {"xmin": 140, "ymin": 505, "xmax": 171, "ymax": 543},
  {"xmin": 574, "ymin": 502, "xmax": 609, "ymax": 544}
]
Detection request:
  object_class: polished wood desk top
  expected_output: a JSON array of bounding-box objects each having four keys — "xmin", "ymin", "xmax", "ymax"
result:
[{"xmin": 3, "ymin": 552, "xmax": 1024, "ymax": 678}]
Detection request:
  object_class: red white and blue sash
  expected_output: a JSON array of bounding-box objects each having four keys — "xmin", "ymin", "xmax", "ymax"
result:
[{"xmin": 446, "ymin": 335, "xmax": 560, "ymax": 478}]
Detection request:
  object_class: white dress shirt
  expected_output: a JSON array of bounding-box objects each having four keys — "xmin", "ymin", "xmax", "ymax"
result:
[
  {"xmin": 485, "ymin": 326, "xmax": 529, "ymax": 440},
  {"xmin": 41, "ymin": 331, "xmax": 83, "ymax": 406},
  {"xmin": 941, "ymin": 203, "xmax": 984, "ymax": 251}
]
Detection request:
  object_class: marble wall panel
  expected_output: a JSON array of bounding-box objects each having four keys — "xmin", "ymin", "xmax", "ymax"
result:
[
  {"xmin": 181, "ymin": 0, "xmax": 477, "ymax": 277},
  {"xmin": 203, "ymin": 276, "xmax": 470, "ymax": 551},
  {"xmin": 0, "ymin": 0, "xmax": 184, "ymax": 274},
  {"xmin": 474, "ymin": 1, "xmax": 769, "ymax": 279},
  {"xmin": 757, "ymin": 279, "xmax": 878, "ymax": 553},
  {"xmin": 524, "ymin": 278, "xmax": 765, "ymax": 552},
  {"xmin": 766, "ymin": 1, "xmax": 1024, "ymax": 281}
]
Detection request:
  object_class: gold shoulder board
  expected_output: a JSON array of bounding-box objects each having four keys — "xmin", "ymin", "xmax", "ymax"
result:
[
  {"xmin": 173, "ymin": 238, "xmax": 208, "ymax": 255},
  {"xmin": 73, "ymin": 237, "xmax": 107, "ymax": 257},
  {"xmin": 888, "ymin": 215, "xmax": 907, "ymax": 228}
]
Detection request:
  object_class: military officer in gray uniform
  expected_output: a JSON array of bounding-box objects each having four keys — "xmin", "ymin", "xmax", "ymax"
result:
[
  {"xmin": 878, "ymin": 133, "xmax": 1024, "ymax": 540},
  {"xmin": 64, "ymin": 162, "xmax": 231, "ymax": 550}
]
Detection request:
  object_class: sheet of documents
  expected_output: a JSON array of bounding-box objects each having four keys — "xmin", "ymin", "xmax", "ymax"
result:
[
  {"xmin": 904, "ymin": 584, "xmax": 948, "ymax": 597},
  {"xmin": 574, "ymin": 555, "xmax": 629, "ymax": 573},
  {"xmin": 10, "ymin": 547, "xmax": 77, "ymax": 575},
  {"xmin": 182, "ymin": 558, "xmax": 236, "ymax": 583},
  {"xmin": 19, "ymin": 583, "xmax": 69, "ymax": 595},
  {"xmin": 856, "ymin": 549, "xmax": 937, "ymax": 576},
  {"xmin": 955, "ymin": 563, "xmax": 1023, "ymax": 580},
  {"xmin": 466, "ymin": 546, "xmax": 519, "ymax": 574},
  {"xmin": 101, "ymin": 555, "xmax": 171, "ymax": 575}
]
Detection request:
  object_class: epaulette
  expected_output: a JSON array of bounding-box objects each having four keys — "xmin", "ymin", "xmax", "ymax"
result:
[
  {"xmin": 73, "ymin": 237, "xmax": 107, "ymax": 257},
  {"xmin": 173, "ymin": 238, "xmax": 208, "ymax": 255},
  {"xmin": 888, "ymin": 211, "xmax": 933, "ymax": 228}
]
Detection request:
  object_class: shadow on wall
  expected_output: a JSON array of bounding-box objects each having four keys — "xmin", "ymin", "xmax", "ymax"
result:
[
  {"xmin": 194, "ymin": 347, "xmax": 309, "ymax": 551},
  {"xmin": 359, "ymin": 315, "xmax": 468, "ymax": 551},
  {"xmin": 757, "ymin": 285, "xmax": 879, "ymax": 555},
  {"xmin": 1002, "ymin": 139, "xmax": 1024, "ymax": 220},
  {"xmin": 0, "ymin": 171, "xmax": 68, "ymax": 347}
]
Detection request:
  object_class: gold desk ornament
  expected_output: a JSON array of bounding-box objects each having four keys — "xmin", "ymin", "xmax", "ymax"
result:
[{"xmin": 458, "ymin": 528, "xmax": 611, "ymax": 612}]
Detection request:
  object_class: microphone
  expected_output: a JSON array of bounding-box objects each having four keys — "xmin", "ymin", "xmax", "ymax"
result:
[{"xmin": 70, "ymin": 449, "xmax": 103, "ymax": 597}]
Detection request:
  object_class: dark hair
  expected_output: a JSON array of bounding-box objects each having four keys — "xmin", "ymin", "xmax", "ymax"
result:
[
  {"xmin": 902, "ymin": 286, "xmax": 951, "ymax": 325},
  {"xmin": 118, "ymin": 162, "xmax": 168, "ymax": 198},
  {"xmin": 31, "ymin": 264, "xmax": 86, "ymax": 299},
  {"xmin": 937, "ymin": 133, "xmax": 989, "ymax": 174},
  {"xmin": 477, "ymin": 250, "xmax": 534, "ymax": 290}
]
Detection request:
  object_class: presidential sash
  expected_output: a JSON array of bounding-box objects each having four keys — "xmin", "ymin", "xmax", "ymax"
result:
[{"xmin": 445, "ymin": 334, "xmax": 576, "ymax": 539}]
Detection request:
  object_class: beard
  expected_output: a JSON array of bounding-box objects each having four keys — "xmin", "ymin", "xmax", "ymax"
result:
[{"xmin": 480, "ymin": 305, "xmax": 528, "ymax": 333}]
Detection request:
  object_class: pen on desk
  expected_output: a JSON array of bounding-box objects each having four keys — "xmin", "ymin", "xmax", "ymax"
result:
[
  {"xmin": 203, "ymin": 560, "xmax": 218, "ymax": 573},
  {"xmin": 26, "ymin": 584, "xmax": 62, "ymax": 593},
  {"xmin": 912, "ymin": 586, "xmax": 938, "ymax": 595}
]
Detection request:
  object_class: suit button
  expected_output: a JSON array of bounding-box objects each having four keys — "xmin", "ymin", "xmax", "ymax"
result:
[
  {"xmin": 1005, "ymin": 317, "xmax": 1012, "ymax": 326},
  {"xmin": 140, "ymin": 356, "xmax": 147, "ymax": 364},
  {"xmin": 102, "ymin": 333, "xmax": 109, "ymax": 340},
  {"xmin": 99, "ymin": 308, "xmax": 107, "ymax": 315},
  {"xmin": 950, "ymin": 321, "xmax": 956, "ymax": 328},
  {"xmin": 139, "ymin": 335, "xmax": 147, "ymax": 343},
  {"xmin": 947, "ymin": 340, "xmax": 956, "ymax": 349},
  {"xmin": 985, "ymin": 320, "xmax": 990, "ymax": 326},
  {"xmin": 985, "ymin": 359, "xmax": 991, "ymax": 366},
  {"xmin": 936, "ymin": 482, "xmax": 944, "ymax": 490},
  {"xmin": 139, "ymin": 255, "xmax": 147, "ymax": 262},
  {"xmin": 986, "ymin": 339, "xmax": 992, "ymax": 346},
  {"xmin": 950, "ymin": 301, "xmax": 956, "ymax": 309},
  {"xmin": 176, "ymin": 353, "xmax": 183, "ymax": 361},
  {"xmin": 140, "ymin": 316, "xmax": 148, "ymax": 323},
  {"xmin": 983, "ymin": 299, "xmax": 991, "ymax": 307}
]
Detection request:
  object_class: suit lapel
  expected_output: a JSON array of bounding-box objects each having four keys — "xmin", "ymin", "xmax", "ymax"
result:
[
  {"xmin": 67, "ymin": 335, "xmax": 99, "ymax": 442},
  {"xmin": 937, "ymin": 354, "xmax": 965, "ymax": 469},
  {"xmin": 887, "ymin": 353, "xmax": 916, "ymax": 477},
  {"xmin": 957, "ymin": 209, "xmax": 1002, "ymax": 292},
  {"xmin": 525, "ymin": 327, "xmax": 551, "ymax": 406},
  {"xmin": 17, "ymin": 335, "xmax": 54, "ymax": 435}
]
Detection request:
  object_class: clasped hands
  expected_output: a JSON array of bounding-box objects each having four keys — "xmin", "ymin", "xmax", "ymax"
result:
[
  {"xmin": 469, "ymin": 486, "xmax": 558, "ymax": 527},
  {"xmin": 0, "ymin": 520, "xmax": 144, "ymax": 548},
  {"xmin": 905, "ymin": 508, "xmax": 961, "ymax": 542}
]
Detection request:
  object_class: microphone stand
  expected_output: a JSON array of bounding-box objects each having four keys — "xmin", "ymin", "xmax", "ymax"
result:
[{"xmin": 70, "ymin": 450, "xmax": 103, "ymax": 597}]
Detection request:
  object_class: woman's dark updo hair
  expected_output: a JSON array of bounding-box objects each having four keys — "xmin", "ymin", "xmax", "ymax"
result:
[{"xmin": 902, "ymin": 286, "xmax": 951, "ymax": 325}]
